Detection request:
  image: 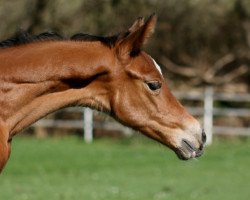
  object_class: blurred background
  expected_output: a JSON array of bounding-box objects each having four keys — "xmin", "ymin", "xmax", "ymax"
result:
[{"xmin": 0, "ymin": 0, "xmax": 249, "ymax": 200}]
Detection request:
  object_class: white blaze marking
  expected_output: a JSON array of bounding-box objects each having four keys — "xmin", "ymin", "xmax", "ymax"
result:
[{"xmin": 151, "ymin": 58, "xmax": 162, "ymax": 75}]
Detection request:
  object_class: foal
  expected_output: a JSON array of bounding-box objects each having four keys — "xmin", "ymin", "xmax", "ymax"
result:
[{"xmin": 0, "ymin": 15, "xmax": 206, "ymax": 172}]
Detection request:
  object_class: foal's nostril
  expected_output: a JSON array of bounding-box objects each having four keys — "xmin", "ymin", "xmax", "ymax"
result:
[{"xmin": 202, "ymin": 129, "xmax": 206, "ymax": 143}]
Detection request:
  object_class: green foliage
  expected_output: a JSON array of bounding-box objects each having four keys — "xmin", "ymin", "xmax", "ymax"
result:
[{"xmin": 1, "ymin": 137, "xmax": 250, "ymax": 200}]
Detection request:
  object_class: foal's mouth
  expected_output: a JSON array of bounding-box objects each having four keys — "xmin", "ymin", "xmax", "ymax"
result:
[
  {"xmin": 138, "ymin": 126, "xmax": 205, "ymax": 160},
  {"xmin": 174, "ymin": 139, "xmax": 204, "ymax": 160}
]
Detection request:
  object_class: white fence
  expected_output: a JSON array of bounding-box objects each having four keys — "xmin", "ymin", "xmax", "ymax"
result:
[{"xmin": 33, "ymin": 87, "xmax": 250, "ymax": 144}]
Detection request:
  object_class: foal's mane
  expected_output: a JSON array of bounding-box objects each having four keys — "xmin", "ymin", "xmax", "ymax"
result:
[{"xmin": 0, "ymin": 30, "xmax": 125, "ymax": 49}]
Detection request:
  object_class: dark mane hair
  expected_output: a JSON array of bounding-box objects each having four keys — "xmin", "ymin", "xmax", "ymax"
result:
[
  {"xmin": 70, "ymin": 33, "xmax": 120, "ymax": 47},
  {"xmin": 0, "ymin": 31, "xmax": 63, "ymax": 48},
  {"xmin": 0, "ymin": 30, "xmax": 124, "ymax": 49}
]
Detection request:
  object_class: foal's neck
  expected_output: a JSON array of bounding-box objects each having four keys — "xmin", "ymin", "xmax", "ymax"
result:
[{"xmin": 0, "ymin": 41, "xmax": 113, "ymax": 136}]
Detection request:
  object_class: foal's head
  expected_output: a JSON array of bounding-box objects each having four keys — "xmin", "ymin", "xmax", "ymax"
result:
[
  {"xmin": 99, "ymin": 15, "xmax": 206, "ymax": 160},
  {"xmin": 87, "ymin": 15, "xmax": 205, "ymax": 160}
]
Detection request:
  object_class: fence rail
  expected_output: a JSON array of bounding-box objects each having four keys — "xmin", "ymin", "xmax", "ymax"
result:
[{"xmin": 33, "ymin": 87, "xmax": 250, "ymax": 144}]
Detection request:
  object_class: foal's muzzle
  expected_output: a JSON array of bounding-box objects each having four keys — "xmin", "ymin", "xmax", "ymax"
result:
[{"xmin": 176, "ymin": 130, "xmax": 206, "ymax": 160}]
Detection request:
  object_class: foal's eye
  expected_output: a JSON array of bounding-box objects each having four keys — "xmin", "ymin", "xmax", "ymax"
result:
[{"xmin": 146, "ymin": 81, "xmax": 162, "ymax": 91}]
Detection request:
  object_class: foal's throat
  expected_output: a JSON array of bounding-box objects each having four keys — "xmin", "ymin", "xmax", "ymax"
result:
[
  {"xmin": 7, "ymin": 76, "xmax": 110, "ymax": 136},
  {"xmin": 8, "ymin": 86, "xmax": 85, "ymax": 135}
]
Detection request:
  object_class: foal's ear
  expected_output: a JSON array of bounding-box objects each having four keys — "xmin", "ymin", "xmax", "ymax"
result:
[
  {"xmin": 128, "ymin": 17, "xmax": 145, "ymax": 33},
  {"xmin": 115, "ymin": 14, "xmax": 157, "ymax": 61}
]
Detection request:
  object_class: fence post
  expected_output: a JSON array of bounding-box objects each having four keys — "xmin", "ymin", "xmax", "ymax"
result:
[
  {"xmin": 83, "ymin": 108, "xmax": 93, "ymax": 143},
  {"xmin": 204, "ymin": 86, "xmax": 214, "ymax": 145}
]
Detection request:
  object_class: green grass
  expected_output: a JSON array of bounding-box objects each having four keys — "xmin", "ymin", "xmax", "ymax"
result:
[{"xmin": 1, "ymin": 136, "xmax": 250, "ymax": 200}]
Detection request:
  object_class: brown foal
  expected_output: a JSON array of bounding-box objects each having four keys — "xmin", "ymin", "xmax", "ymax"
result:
[{"xmin": 0, "ymin": 15, "xmax": 206, "ymax": 172}]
